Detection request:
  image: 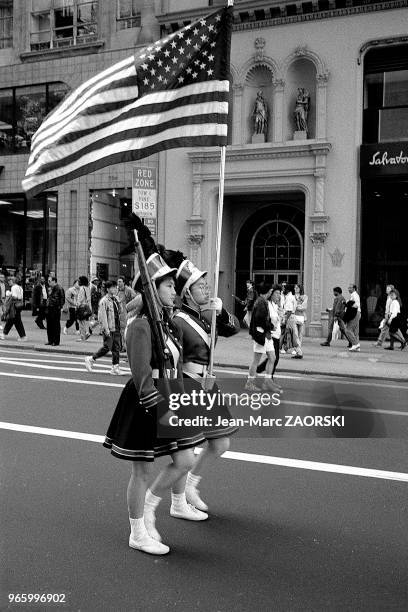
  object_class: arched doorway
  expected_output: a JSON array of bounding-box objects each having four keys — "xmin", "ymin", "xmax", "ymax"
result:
[
  {"xmin": 234, "ymin": 195, "xmax": 305, "ymax": 309},
  {"xmin": 251, "ymin": 219, "xmax": 303, "ymax": 286}
]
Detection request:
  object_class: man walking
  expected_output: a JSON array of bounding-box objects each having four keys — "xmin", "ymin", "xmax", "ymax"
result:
[
  {"xmin": 84, "ymin": 280, "xmax": 124, "ymax": 375},
  {"xmin": 0, "ymin": 272, "xmax": 6, "ymax": 323},
  {"xmin": 63, "ymin": 279, "xmax": 80, "ymax": 335},
  {"xmin": 116, "ymin": 276, "xmax": 136, "ymax": 351},
  {"xmin": 321, "ymin": 287, "xmax": 355, "ymax": 347},
  {"xmin": 282, "ymin": 284, "xmax": 303, "ymax": 358},
  {"xmin": 346, "ymin": 284, "xmax": 361, "ymax": 352},
  {"xmin": 0, "ymin": 276, "xmax": 27, "ymax": 341},
  {"xmin": 32, "ymin": 275, "xmax": 48, "ymax": 329},
  {"xmin": 45, "ymin": 276, "xmax": 65, "ymax": 346}
]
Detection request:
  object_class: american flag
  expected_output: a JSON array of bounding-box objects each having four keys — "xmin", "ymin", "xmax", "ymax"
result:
[{"xmin": 22, "ymin": 5, "xmax": 233, "ymax": 198}]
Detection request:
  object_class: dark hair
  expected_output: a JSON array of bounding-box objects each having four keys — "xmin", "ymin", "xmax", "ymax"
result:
[
  {"xmin": 105, "ymin": 280, "xmax": 117, "ymax": 290},
  {"xmin": 333, "ymin": 286, "xmax": 342, "ymax": 294},
  {"xmin": 49, "ymin": 276, "xmax": 57, "ymax": 283},
  {"xmin": 271, "ymin": 284, "xmax": 281, "ymax": 294},
  {"xmin": 256, "ymin": 281, "xmax": 272, "ymax": 295},
  {"xmin": 78, "ymin": 275, "xmax": 89, "ymax": 286},
  {"xmin": 117, "ymin": 276, "xmax": 125, "ymax": 282},
  {"xmin": 295, "ymin": 284, "xmax": 304, "ymax": 294},
  {"xmin": 285, "ymin": 283, "xmax": 294, "ymax": 294}
]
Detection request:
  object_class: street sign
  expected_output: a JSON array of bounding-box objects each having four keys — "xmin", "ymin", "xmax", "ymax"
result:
[{"xmin": 132, "ymin": 167, "xmax": 157, "ymax": 218}]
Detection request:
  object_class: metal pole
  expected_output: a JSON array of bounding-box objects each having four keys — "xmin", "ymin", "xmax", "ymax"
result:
[{"xmin": 208, "ymin": 145, "xmax": 226, "ymax": 378}]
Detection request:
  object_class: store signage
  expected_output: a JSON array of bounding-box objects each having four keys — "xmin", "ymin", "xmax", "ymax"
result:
[
  {"xmin": 360, "ymin": 142, "xmax": 408, "ymax": 177},
  {"xmin": 132, "ymin": 167, "xmax": 157, "ymax": 219}
]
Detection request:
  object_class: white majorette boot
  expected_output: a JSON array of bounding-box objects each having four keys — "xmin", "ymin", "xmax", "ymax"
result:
[
  {"xmin": 185, "ymin": 473, "xmax": 209, "ymax": 512},
  {"xmin": 129, "ymin": 517, "xmax": 169, "ymax": 555},
  {"xmin": 170, "ymin": 492, "xmax": 208, "ymax": 521}
]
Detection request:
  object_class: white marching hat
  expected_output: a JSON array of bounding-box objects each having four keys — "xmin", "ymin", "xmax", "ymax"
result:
[
  {"xmin": 176, "ymin": 260, "xmax": 207, "ymax": 297},
  {"xmin": 134, "ymin": 253, "xmax": 177, "ymax": 285}
]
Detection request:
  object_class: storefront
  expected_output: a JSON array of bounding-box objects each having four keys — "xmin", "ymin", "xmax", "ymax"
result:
[{"xmin": 0, "ymin": 193, "xmax": 57, "ymax": 305}]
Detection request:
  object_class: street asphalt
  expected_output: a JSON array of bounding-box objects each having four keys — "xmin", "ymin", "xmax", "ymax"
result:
[{"xmin": 1, "ymin": 344, "xmax": 408, "ymax": 611}]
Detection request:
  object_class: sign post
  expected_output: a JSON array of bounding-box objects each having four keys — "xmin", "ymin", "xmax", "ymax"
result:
[{"xmin": 132, "ymin": 166, "xmax": 158, "ymax": 278}]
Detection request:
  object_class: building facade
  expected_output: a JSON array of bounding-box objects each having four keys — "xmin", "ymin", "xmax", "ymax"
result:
[{"xmin": 0, "ymin": 0, "xmax": 407, "ymax": 335}]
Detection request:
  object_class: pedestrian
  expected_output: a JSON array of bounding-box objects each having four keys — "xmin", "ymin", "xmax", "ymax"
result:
[
  {"xmin": 246, "ymin": 281, "xmax": 282, "ymax": 391},
  {"xmin": 45, "ymin": 276, "xmax": 65, "ymax": 346},
  {"xmin": 294, "ymin": 283, "xmax": 308, "ymax": 348},
  {"xmin": 233, "ymin": 279, "xmax": 257, "ymax": 327},
  {"xmin": 171, "ymin": 259, "xmax": 240, "ymax": 513},
  {"xmin": 63, "ymin": 279, "xmax": 80, "ymax": 335},
  {"xmin": 0, "ymin": 271, "xmax": 7, "ymax": 323},
  {"xmin": 321, "ymin": 286, "xmax": 356, "ymax": 347},
  {"xmin": 0, "ymin": 276, "xmax": 27, "ymax": 341},
  {"xmin": 345, "ymin": 284, "xmax": 361, "ymax": 352},
  {"xmin": 384, "ymin": 290, "xmax": 407, "ymax": 350},
  {"xmin": 75, "ymin": 276, "xmax": 92, "ymax": 341},
  {"xmin": 85, "ymin": 280, "xmax": 124, "ymax": 375},
  {"xmin": 103, "ymin": 254, "xmax": 206, "ymax": 555},
  {"xmin": 116, "ymin": 276, "xmax": 136, "ymax": 350},
  {"xmin": 88, "ymin": 277, "xmax": 102, "ymax": 332},
  {"xmin": 374, "ymin": 284, "xmax": 401, "ymax": 347},
  {"xmin": 31, "ymin": 275, "xmax": 48, "ymax": 329},
  {"xmin": 282, "ymin": 284, "xmax": 303, "ymax": 358}
]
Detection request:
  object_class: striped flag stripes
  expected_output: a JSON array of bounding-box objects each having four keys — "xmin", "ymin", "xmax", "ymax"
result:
[{"xmin": 22, "ymin": 6, "xmax": 233, "ymax": 198}]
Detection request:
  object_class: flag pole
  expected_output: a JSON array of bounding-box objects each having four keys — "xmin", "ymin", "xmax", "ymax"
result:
[{"xmin": 206, "ymin": 0, "xmax": 233, "ymax": 384}]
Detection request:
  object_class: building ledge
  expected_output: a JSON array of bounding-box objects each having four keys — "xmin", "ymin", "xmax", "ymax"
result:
[
  {"xmin": 188, "ymin": 140, "xmax": 332, "ymax": 163},
  {"xmin": 20, "ymin": 40, "xmax": 105, "ymax": 63}
]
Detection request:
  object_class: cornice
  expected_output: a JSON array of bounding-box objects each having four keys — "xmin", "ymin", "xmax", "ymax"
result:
[
  {"xmin": 188, "ymin": 141, "xmax": 332, "ymax": 164},
  {"xmin": 20, "ymin": 40, "xmax": 105, "ymax": 63}
]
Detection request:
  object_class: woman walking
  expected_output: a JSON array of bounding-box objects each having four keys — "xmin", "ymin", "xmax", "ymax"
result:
[
  {"xmin": 76, "ymin": 276, "xmax": 92, "ymax": 342},
  {"xmin": 103, "ymin": 254, "xmax": 206, "ymax": 555},
  {"xmin": 384, "ymin": 290, "xmax": 406, "ymax": 350},
  {"xmin": 294, "ymin": 284, "xmax": 308, "ymax": 348}
]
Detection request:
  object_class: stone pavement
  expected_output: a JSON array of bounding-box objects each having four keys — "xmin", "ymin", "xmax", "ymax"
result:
[{"xmin": 0, "ymin": 311, "xmax": 407, "ymax": 382}]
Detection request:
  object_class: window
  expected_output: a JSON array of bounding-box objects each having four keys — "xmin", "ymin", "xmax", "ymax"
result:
[
  {"xmin": 0, "ymin": 0, "xmax": 13, "ymax": 49},
  {"xmin": 363, "ymin": 45, "xmax": 408, "ymax": 143},
  {"xmin": 0, "ymin": 82, "xmax": 69, "ymax": 153},
  {"xmin": 252, "ymin": 221, "xmax": 302, "ymax": 272},
  {"xmin": 116, "ymin": 0, "xmax": 140, "ymax": 31},
  {"xmin": 30, "ymin": 0, "xmax": 98, "ymax": 51}
]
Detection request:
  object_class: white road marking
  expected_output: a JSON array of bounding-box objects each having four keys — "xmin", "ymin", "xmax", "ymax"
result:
[
  {"xmin": 1, "ymin": 421, "xmax": 407, "ymax": 482},
  {"xmin": 214, "ymin": 367, "xmax": 408, "ymax": 390},
  {"xmin": 0, "ymin": 371, "xmax": 124, "ymax": 387},
  {"xmin": 0, "ymin": 358, "xmax": 130, "ymax": 374}
]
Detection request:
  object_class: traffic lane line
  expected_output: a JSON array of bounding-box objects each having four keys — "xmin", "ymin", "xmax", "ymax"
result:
[
  {"xmin": 1, "ymin": 421, "xmax": 408, "ymax": 482},
  {"xmin": 1, "ymin": 370, "xmax": 407, "ymax": 418},
  {"xmin": 0, "ymin": 358, "xmax": 131, "ymax": 374}
]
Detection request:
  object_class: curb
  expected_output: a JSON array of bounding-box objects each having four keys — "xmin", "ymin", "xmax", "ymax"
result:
[{"xmin": 1, "ymin": 341, "xmax": 406, "ymax": 383}]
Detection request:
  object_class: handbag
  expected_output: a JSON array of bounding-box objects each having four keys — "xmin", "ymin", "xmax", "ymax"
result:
[
  {"xmin": 14, "ymin": 298, "xmax": 24, "ymax": 311},
  {"xmin": 76, "ymin": 287, "xmax": 92, "ymax": 320}
]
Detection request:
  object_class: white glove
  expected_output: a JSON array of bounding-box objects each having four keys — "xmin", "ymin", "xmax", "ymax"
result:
[{"xmin": 209, "ymin": 297, "xmax": 223, "ymax": 312}]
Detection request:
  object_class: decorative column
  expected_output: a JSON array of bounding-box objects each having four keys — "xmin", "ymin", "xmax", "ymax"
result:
[
  {"xmin": 273, "ymin": 78, "xmax": 285, "ymax": 142},
  {"xmin": 138, "ymin": 0, "xmax": 160, "ymax": 44},
  {"xmin": 187, "ymin": 234, "xmax": 205, "ymax": 265},
  {"xmin": 309, "ymin": 230, "xmax": 328, "ymax": 336},
  {"xmin": 316, "ymin": 71, "xmax": 329, "ymax": 140},
  {"xmin": 233, "ymin": 83, "xmax": 244, "ymax": 145}
]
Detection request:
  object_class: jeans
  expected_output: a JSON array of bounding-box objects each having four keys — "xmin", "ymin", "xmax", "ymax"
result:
[
  {"xmin": 92, "ymin": 331, "xmax": 121, "ymax": 365},
  {"xmin": 3, "ymin": 310, "xmax": 26, "ymax": 337}
]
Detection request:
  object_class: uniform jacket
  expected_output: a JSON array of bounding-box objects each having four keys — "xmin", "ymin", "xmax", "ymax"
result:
[{"xmin": 173, "ymin": 303, "xmax": 239, "ymax": 366}]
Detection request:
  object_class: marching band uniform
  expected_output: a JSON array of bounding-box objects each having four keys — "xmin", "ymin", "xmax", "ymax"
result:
[
  {"xmin": 171, "ymin": 260, "xmax": 240, "ymax": 511},
  {"xmin": 103, "ymin": 254, "xmax": 207, "ymax": 555}
]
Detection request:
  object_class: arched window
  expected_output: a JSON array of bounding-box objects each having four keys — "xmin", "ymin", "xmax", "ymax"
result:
[{"xmin": 251, "ymin": 219, "xmax": 303, "ymax": 272}]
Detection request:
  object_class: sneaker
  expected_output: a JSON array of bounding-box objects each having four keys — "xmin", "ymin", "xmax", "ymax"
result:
[
  {"xmin": 110, "ymin": 365, "xmax": 125, "ymax": 376},
  {"xmin": 185, "ymin": 486, "xmax": 209, "ymax": 512},
  {"xmin": 401, "ymin": 342, "xmax": 407, "ymax": 351},
  {"xmin": 244, "ymin": 379, "xmax": 262, "ymax": 392},
  {"xmin": 384, "ymin": 346, "xmax": 394, "ymax": 351},
  {"xmin": 170, "ymin": 503, "xmax": 208, "ymax": 521},
  {"xmin": 144, "ymin": 510, "xmax": 162, "ymax": 542},
  {"xmin": 85, "ymin": 356, "xmax": 94, "ymax": 372},
  {"xmin": 348, "ymin": 344, "xmax": 360, "ymax": 352},
  {"xmin": 320, "ymin": 342, "xmax": 330, "ymax": 347},
  {"xmin": 280, "ymin": 349, "xmax": 286, "ymax": 354},
  {"xmin": 63, "ymin": 327, "xmax": 67, "ymax": 335},
  {"xmin": 291, "ymin": 349, "xmax": 297, "ymax": 355},
  {"xmin": 17, "ymin": 336, "xmax": 27, "ymax": 342},
  {"xmin": 292, "ymin": 354, "xmax": 303, "ymax": 359},
  {"xmin": 129, "ymin": 534, "xmax": 169, "ymax": 555},
  {"xmin": 261, "ymin": 379, "xmax": 283, "ymax": 394}
]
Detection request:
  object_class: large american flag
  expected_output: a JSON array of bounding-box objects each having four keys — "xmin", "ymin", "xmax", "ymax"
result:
[{"xmin": 22, "ymin": 5, "xmax": 233, "ymax": 198}]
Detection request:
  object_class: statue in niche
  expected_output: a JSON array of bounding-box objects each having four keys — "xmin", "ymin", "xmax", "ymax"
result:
[
  {"xmin": 294, "ymin": 87, "xmax": 310, "ymax": 133},
  {"xmin": 252, "ymin": 89, "xmax": 268, "ymax": 136}
]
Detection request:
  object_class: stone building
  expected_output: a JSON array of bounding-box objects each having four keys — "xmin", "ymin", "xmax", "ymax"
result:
[{"xmin": 0, "ymin": 0, "xmax": 407, "ymax": 336}]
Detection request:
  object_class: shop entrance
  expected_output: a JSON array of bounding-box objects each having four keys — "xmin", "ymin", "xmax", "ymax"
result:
[{"xmin": 360, "ymin": 179, "xmax": 408, "ymax": 336}]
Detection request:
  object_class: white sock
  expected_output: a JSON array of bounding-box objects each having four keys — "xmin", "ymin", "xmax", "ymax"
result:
[
  {"xmin": 171, "ymin": 492, "xmax": 187, "ymax": 510},
  {"xmin": 186, "ymin": 472, "xmax": 201, "ymax": 489},
  {"xmin": 145, "ymin": 489, "xmax": 161, "ymax": 510},
  {"xmin": 129, "ymin": 517, "xmax": 147, "ymax": 540}
]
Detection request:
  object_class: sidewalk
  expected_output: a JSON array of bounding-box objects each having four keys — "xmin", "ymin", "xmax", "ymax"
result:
[{"xmin": 0, "ymin": 311, "xmax": 407, "ymax": 382}]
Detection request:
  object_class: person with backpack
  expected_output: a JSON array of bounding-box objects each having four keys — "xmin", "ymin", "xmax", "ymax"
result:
[{"xmin": 0, "ymin": 276, "xmax": 27, "ymax": 341}]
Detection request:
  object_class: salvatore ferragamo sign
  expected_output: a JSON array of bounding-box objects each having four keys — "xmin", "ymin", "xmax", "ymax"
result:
[{"xmin": 360, "ymin": 142, "xmax": 408, "ymax": 177}]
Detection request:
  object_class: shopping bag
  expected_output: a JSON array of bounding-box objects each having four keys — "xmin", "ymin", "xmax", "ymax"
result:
[{"xmin": 331, "ymin": 320, "xmax": 340, "ymax": 342}]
